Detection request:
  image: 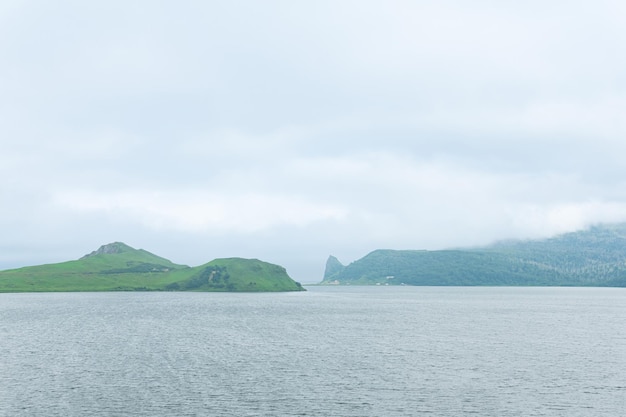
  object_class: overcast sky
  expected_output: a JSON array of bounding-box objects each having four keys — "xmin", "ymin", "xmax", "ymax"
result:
[{"xmin": 2, "ymin": 1, "xmax": 626, "ymax": 282}]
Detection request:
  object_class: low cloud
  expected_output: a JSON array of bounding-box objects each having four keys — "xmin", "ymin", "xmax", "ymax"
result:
[{"xmin": 54, "ymin": 189, "xmax": 348, "ymax": 234}]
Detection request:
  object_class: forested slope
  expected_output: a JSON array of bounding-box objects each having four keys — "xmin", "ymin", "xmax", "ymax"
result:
[{"xmin": 323, "ymin": 224, "xmax": 626, "ymax": 287}]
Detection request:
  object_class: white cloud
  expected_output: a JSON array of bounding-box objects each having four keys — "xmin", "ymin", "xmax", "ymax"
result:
[
  {"xmin": 2, "ymin": 0, "xmax": 626, "ymax": 277},
  {"xmin": 53, "ymin": 189, "xmax": 348, "ymax": 234}
]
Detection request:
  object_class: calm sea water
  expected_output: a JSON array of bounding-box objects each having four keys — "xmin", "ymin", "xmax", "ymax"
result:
[{"xmin": 0, "ymin": 286, "xmax": 625, "ymax": 416}]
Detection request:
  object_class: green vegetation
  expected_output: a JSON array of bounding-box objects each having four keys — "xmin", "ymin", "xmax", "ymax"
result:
[
  {"xmin": 0, "ymin": 242, "xmax": 304, "ymax": 292},
  {"xmin": 322, "ymin": 223, "xmax": 626, "ymax": 287},
  {"xmin": 163, "ymin": 258, "xmax": 304, "ymax": 292}
]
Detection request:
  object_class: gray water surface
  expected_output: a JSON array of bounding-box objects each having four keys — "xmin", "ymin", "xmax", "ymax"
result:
[{"xmin": 1, "ymin": 286, "xmax": 625, "ymax": 416}]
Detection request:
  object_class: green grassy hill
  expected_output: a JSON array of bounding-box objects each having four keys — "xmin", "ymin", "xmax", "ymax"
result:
[
  {"xmin": 162, "ymin": 257, "xmax": 304, "ymax": 292},
  {"xmin": 322, "ymin": 223, "xmax": 626, "ymax": 287},
  {"xmin": 0, "ymin": 242, "xmax": 304, "ymax": 292}
]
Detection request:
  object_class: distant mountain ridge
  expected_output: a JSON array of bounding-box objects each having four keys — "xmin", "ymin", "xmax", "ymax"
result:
[
  {"xmin": 322, "ymin": 223, "xmax": 626, "ymax": 287},
  {"xmin": 0, "ymin": 242, "xmax": 304, "ymax": 292}
]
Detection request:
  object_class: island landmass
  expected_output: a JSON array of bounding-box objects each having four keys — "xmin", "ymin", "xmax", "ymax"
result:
[{"xmin": 0, "ymin": 242, "xmax": 304, "ymax": 292}]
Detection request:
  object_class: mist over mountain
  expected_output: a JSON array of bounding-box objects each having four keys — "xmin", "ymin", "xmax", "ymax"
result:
[{"xmin": 323, "ymin": 223, "xmax": 626, "ymax": 287}]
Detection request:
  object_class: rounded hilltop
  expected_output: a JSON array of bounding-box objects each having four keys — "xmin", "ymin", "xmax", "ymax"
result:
[{"xmin": 81, "ymin": 242, "xmax": 135, "ymax": 258}]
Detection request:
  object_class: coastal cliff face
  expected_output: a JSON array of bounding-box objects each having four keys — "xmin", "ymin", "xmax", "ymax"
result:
[
  {"xmin": 0, "ymin": 243, "xmax": 304, "ymax": 293},
  {"xmin": 323, "ymin": 255, "xmax": 345, "ymax": 282},
  {"xmin": 321, "ymin": 223, "xmax": 626, "ymax": 287}
]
